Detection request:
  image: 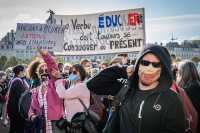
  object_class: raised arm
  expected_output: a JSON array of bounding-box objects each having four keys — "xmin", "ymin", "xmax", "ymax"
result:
[
  {"xmin": 38, "ymin": 49, "xmax": 59, "ymax": 78},
  {"xmin": 55, "ymin": 80, "xmax": 87, "ymax": 100}
]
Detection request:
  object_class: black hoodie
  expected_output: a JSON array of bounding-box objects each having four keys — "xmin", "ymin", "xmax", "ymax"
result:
[{"xmin": 104, "ymin": 45, "xmax": 185, "ymax": 133}]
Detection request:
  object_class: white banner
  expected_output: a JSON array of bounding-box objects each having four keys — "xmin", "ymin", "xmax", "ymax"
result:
[
  {"xmin": 14, "ymin": 23, "xmax": 65, "ymax": 52},
  {"xmin": 55, "ymin": 8, "xmax": 145, "ymax": 55}
]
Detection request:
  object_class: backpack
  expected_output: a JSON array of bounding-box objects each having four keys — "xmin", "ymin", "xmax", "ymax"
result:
[{"xmin": 18, "ymin": 90, "xmax": 32, "ymax": 119}]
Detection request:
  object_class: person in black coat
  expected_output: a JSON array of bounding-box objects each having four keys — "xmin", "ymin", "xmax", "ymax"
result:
[
  {"xmin": 104, "ymin": 45, "xmax": 185, "ymax": 133},
  {"xmin": 7, "ymin": 65, "xmax": 29, "ymax": 133},
  {"xmin": 177, "ymin": 60, "xmax": 200, "ymax": 133}
]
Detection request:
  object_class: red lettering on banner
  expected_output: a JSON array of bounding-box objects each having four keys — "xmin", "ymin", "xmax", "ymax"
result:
[{"xmin": 128, "ymin": 13, "xmax": 142, "ymax": 26}]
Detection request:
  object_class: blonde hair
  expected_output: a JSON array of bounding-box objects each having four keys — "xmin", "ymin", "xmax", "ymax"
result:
[
  {"xmin": 64, "ymin": 62, "xmax": 72, "ymax": 69},
  {"xmin": 110, "ymin": 56, "xmax": 123, "ymax": 65}
]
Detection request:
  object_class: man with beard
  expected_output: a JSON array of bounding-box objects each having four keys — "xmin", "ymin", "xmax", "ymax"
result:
[{"xmin": 103, "ymin": 45, "xmax": 185, "ymax": 133}]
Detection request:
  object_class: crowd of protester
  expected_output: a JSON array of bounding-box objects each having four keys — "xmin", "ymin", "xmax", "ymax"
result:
[{"xmin": 0, "ymin": 45, "xmax": 199, "ymax": 133}]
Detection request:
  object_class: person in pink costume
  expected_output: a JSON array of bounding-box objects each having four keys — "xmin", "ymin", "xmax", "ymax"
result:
[{"xmin": 29, "ymin": 49, "xmax": 64, "ymax": 133}]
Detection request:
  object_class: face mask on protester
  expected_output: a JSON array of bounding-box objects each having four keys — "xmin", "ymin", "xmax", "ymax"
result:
[
  {"xmin": 68, "ymin": 73, "xmax": 80, "ymax": 82},
  {"xmin": 139, "ymin": 64, "xmax": 161, "ymax": 75},
  {"xmin": 40, "ymin": 74, "xmax": 50, "ymax": 82},
  {"xmin": 138, "ymin": 61, "xmax": 161, "ymax": 83}
]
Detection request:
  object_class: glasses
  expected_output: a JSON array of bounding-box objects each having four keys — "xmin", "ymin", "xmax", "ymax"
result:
[
  {"xmin": 39, "ymin": 69, "xmax": 48, "ymax": 75},
  {"xmin": 140, "ymin": 60, "xmax": 161, "ymax": 68}
]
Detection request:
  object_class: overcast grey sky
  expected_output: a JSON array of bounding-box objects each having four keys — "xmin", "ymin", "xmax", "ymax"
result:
[{"xmin": 1, "ymin": 0, "xmax": 200, "ymax": 43}]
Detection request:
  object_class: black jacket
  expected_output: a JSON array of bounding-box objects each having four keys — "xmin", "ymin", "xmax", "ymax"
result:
[
  {"xmin": 104, "ymin": 45, "xmax": 185, "ymax": 133},
  {"xmin": 7, "ymin": 77, "xmax": 26, "ymax": 119}
]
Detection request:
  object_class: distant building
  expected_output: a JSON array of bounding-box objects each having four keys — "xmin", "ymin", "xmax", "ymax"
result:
[
  {"xmin": 165, "ymin": 41, "xmax": 200, "ymax": 60},
  {"xmin": 59, "ymin": 51, "xmax": 139, "ymax": 63},
  {"xmin": 0, "ymin": 30, "xmax": 15, "ymax": 57},
  {"xmin": 15, "ymin": 49, "xmax": 38, "ymax": 59}
]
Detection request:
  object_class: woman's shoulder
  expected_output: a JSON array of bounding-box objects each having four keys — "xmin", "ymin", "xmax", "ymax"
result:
[
  {"xmin": 184, "ymin": 80, "xmax": 200, "ymax": 89},
  {"xmin": 76, "ymin": 84, "xmax": 88, "ymax": 94},
  {"xmin": 73, "ymin": 82, "xmax": 90, "ymax": 94},
  {"xmin": 75, "ymin": 82, "xmax": 87, "ymax": 88}
]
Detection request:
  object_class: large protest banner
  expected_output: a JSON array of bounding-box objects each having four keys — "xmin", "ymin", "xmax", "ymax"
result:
[
  {"xmin": 14, "ymin": 23, "xmax": 65, "ymax": 52},
  {"xmin": 55, "ymin": 8, "xmax": 145, "ymax": 55}
]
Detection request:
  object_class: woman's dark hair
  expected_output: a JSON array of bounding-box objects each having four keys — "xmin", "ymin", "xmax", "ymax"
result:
[
  {"xmin": 177, "ymin": 60, "xmax": 200, "ymax": 88},
  {"xmin": 12, "ymin": 65, "xmax": 24, "ymax": 76},
  {"xmin": 73, "ymin": 64, "xmax": 86, "ymax": 81}
]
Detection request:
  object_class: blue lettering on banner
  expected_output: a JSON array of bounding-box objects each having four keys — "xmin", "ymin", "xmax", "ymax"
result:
[
  {"xmin": 99, "ymin": 16, "xmax": 104, "ymax": 28},
  {"xmin": 99, "ymin": 15, "xmax": 122, "ymax": 28}
]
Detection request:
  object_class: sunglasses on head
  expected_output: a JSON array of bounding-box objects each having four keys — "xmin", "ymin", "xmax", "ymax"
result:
[{"xmin": 140, "ymin": 60, "xmax": 161, "ymax": 68}]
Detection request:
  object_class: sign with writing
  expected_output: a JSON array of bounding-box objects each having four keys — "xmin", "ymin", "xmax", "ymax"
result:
[
  {"xmin": 55, "ymin": 8, "xmax": 145, "ymax": 55},
  {"xmin": 14, "ymin": 23, "xmax": 65, "ymax": 52}
]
